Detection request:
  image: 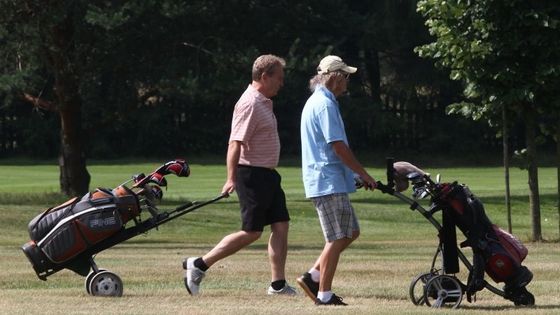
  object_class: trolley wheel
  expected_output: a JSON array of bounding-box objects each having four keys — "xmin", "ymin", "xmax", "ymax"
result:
[
  {"xmin": 88, "ymin": 270, "xmax": 123, "ymax": 297},
  {"xmin": 409, "ymin": 272, "xmax": 437, "ymax": 305},
  {"xmin": 85, "ymin": 269, "xmax": 106, "ymax": 295},
  {"xmin": 423, "ymin": 275, "xmax": 463, "ymax": 309}
]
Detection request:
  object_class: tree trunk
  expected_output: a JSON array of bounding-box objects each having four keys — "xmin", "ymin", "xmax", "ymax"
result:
[
  {"xmin": 48, "ymin": 9, "xmax": 90, "ymax": 196},
  {"xmin": 524, "ymin": 106, "xmax": 541, "ymax": 241},
  {"xmin": 557, "ymin": 128, "xmax": 560, "ymax": 239},
  {"xmin": 58, "ymin": 108, "xmax": 90, "ymax": 196},
  {"xmin": 503, "ymin": 107, "xmax": 512, "ymax": 233}
]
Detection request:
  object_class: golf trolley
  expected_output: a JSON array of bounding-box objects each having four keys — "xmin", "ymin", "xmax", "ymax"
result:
[
  {"xmin": 373, "ymin": 158, "xmax": 535, "ymax": 309},
  {"xmin": 22, "ymin": 160, "xmax": 227, "ymax": 297}
]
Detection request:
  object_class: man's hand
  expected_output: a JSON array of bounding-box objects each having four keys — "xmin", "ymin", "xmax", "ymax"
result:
[
  {"xmin": 221, "ymin": 179, "xmax": 236, "ymax": 195},
  {"xmin": 359, "ymin": 174, "xmax": 377, "ymax": 191}
]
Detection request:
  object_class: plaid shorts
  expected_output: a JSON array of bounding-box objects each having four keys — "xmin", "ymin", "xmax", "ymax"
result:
[{"xmin": 311, "ymin": 193, "xmax": 359, "ymax": 242}]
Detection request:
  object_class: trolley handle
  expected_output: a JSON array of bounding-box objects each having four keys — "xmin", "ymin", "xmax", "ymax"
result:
[
  {"xmin": 375, "ymin": 181, "xmax": 394, "ymax": 195},
  {"xmin": 174, "ymin": 192, "xmax": 229, "ymax": 212},
  {"xmin": 385, "ymin": 157, "xmax": 395, "ymax": 190},
  {"xmin": 361, "ymin": 157, "xmax": 396, "ymax": 195}
]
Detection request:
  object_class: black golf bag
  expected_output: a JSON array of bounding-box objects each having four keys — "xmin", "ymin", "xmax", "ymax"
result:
[
  {"xmin": 434, "ymin": 182, "xmax": 533, "ymax": 299},
  {"xmin": 22, "ymin": 186, "xmax": 141, "ymax": 276},
  {"xmin": 20, "ymin": 160, "xmax": 231, "ymax": 297},
  {"xmin": 22, "ymin": 159, "xmax": 191, "ymax": 282}
]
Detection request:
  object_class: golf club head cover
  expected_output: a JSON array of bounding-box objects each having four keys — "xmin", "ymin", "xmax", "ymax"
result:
[
  {"xmin": 132, "ymin": 173, "xmax": 146, "ymax": 183},
  {"xmin": 156, "ymin": 159, "xmax": 190, "ymax": 177},
  {"xmin": 148, "ymin": 173, "xmax": 168, "ymax": 187},
  {"xmin": 132, "ymin": 160, "xmax": 188, "ymax": 188},
  {"xmin": 393, "ymin": 161, "xmax": 426, "ymax": 192}
]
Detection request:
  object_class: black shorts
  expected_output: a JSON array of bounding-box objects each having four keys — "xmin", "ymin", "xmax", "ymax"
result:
[{"xmin": 235, "ymin": 165, "xmax": 290, "ymax": 232}]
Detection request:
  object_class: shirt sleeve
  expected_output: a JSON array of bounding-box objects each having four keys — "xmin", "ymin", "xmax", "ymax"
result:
[
  {"xmin": 316, "ymin": 103, "xmax": 345, "ymax": 144},
  {"xmin": 229, "ymin": 101, "xmax": 257, "ymax": 143}
]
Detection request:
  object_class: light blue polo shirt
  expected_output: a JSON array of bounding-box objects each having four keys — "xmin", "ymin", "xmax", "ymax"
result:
[{"xmin": 300, "ymin": 85, "xmax": 356, "ymax": 198}]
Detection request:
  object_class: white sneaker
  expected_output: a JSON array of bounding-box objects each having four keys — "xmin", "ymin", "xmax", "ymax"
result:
[
  {"xmin": 183, "ymin": 257, "xmax": 206, "ymax": 295},
  {"xmin": 267, "ymin": 283, "xmax": 298, "ymax": 296}
]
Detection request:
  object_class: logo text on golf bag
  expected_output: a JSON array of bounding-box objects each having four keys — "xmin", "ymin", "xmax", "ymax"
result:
[{"xmin": 90, "ymin": 217, "xmax": 117, "ymax": 229}]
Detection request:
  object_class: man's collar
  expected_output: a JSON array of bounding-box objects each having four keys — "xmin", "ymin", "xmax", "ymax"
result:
[
  {"xmin": 247, "ymin": 84, "xmax": 271, "ymax": 102},
  {"xmin": 315, "ymin": 85, "xmax": 337, "ymax": 102}
]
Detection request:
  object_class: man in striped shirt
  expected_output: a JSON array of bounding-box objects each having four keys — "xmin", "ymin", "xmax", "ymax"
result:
[{"xmin": 183, "ymin": 55, "xmax": 296, "ymax": 296}]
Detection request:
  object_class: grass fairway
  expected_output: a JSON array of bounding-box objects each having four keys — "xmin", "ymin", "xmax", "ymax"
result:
[{"xmin": 0, "ymin": 161, "xmax": 558, "ymax": 314}]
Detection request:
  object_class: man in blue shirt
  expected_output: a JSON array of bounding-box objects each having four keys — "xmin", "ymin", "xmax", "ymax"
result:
[{"xmin": 297, "ymin": 55, "xmax": 377, "ymax": 306}]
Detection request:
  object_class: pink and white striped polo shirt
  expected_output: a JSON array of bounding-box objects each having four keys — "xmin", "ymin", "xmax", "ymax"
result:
[{"xmin": 229, "ymin": 84, "xmax": 280, "ymax": 168}]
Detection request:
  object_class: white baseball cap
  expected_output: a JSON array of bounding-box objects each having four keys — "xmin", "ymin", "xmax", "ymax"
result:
[{"xmin": 317, "ymin": 55, "xmax": 357, "ymax": 74}]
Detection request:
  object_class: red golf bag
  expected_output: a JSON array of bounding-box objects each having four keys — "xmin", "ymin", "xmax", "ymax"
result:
[{"xmin": 435, "ymin": 182, "xmax": 532, "ymax": 296}]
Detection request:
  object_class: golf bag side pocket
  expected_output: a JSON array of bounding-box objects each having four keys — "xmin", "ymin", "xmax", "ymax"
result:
[
  {"xmin": 40, "ymin": 222, "xmax": 89, "ymax": 264},
  {"xmin": 483, "ymin": 225, "xmax": 528, "ymax": 283},
  {"xmin": 28, "ymin": 197, "xmax": 80, "ymax": 242},
  {"xmin": 34, "ymin": 189, "xmax": 124, "ymax": 264},
  {"xmin": 492, "ymin": 225, "xmax": 527, "ymax": 265}
]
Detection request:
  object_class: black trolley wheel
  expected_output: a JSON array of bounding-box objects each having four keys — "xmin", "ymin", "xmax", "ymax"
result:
[
  {"xmin": 409, "ymin": 271, "xmax": 438, "ymax": 305},
  {"xmin": 423, "ymin": 275, "xmax": 463, "ymax": 309}
]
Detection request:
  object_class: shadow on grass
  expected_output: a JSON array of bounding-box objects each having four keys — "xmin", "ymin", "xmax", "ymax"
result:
[
  {"xmin": 121, "ymin": 241, "xmax": 330, "ymax": 252},
  {"xmin": 0, "ymin": 192, "xmax": 69, "ymax": 206},
  {"xmin": 460, "ymin": 304, "xmax": 560, "ymax": 311},
  {"xmin": 479, "ymin": 193, "xmax": 558, "ymax": 205},
  {"xmin": 354, "ymin": 292, "xmax": 559, "ymax": 311}
]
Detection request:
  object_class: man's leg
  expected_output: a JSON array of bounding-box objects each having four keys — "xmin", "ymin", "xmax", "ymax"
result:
[
  {"xmin": 266, "ymin": 220, "xmax": 297, "ymax": 295},
  {"xmin": 268, "ymin": 220, "xmax": 289, "ymax": 282},
  {"xmin": 318, "ymin": 230, "xmax": 359, "ymax": 292},
  {"xmin": 298, "ymin": 230, "xmax": 359, "ymax": 302},
  {"xmin": 203, "ymin": 230, "xmax": 262, "ymax": 267},
  {"xmin": 310, "ymin": 229, "xmax": 359, "ymax": 272},
  {"xmin": 299, "ymin": 193, "xmax": 359, "ymax": 303},
  {"xmin": 184, "ymin": 230, "xmax": 261, "ymax": 295}
]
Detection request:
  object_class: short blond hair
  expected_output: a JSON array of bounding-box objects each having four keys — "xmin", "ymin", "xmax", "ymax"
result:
[{"xmin": 252, "ymin": 54, "xmax": 286, "ymax": 81}]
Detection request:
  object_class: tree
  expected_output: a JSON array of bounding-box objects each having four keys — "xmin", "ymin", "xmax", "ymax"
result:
[
  {"xmin": 1, "ymin": 0, "xmax": 250, "ymax": 192},
  {"xmin": 416, "ymin": 0, "xmax": 560, "ymax": 241},
  {"xmin": 538, "ymin": 88, "xmax": 560, "ymax": 238},
  {"xmin": 1, "ymin": 0, "xmax": 508, "ymax": 176},
  {"xmin": 1, "ymin": 1, "xmax": 92, "ymax": 196}
]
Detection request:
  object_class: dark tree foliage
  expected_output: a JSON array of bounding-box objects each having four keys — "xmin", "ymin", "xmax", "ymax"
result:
[
  {"xmin": 1, "ymin": 0, "xmax": 539, "ymax": 194},
  {"xmin": 416, "ymin": 0, "xmax": 560, "ymax": 240}
]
